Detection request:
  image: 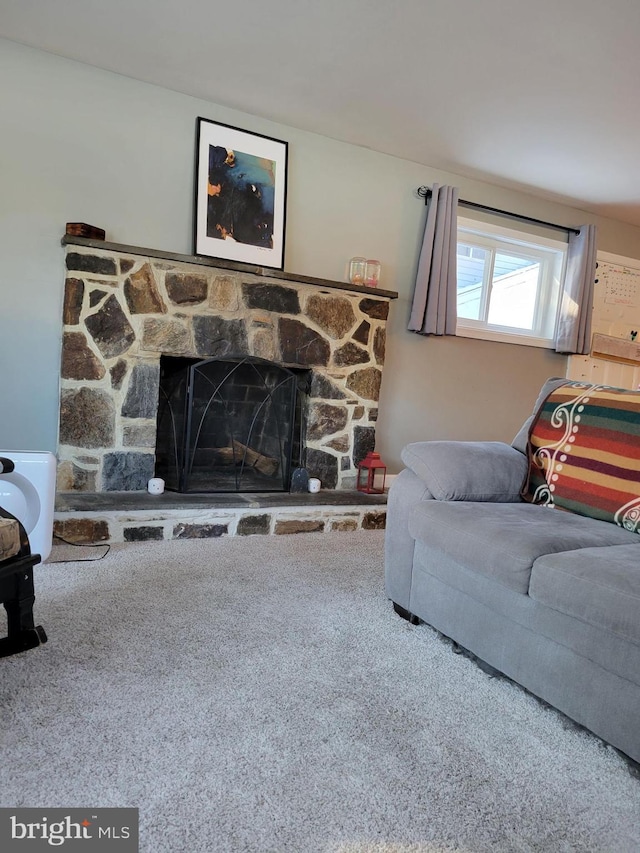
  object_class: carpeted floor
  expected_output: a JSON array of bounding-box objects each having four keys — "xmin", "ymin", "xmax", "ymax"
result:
[{"xmin": 1, "ymin": 532, "xmax": 638, "ymax": 852}]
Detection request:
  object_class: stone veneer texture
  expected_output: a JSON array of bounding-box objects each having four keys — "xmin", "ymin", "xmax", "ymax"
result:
[
  {"xmin": 59, "ymin": 246, "xmax": 392, "ymax": 492},
  {"xmin": 53, "ymin": 507, "xmax": 387, "ymax": 545}
]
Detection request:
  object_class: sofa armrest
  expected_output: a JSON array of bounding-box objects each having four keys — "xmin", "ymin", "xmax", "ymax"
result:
[
  {"xmin": 385, "ymin": 468, "xmax": 433, "ymax": 609},
  {"xmin": 400, "ymin": 440, "xmax": 527, "ymax": 502}
]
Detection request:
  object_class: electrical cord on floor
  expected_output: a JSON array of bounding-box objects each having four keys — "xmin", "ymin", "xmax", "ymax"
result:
[{"xmin": 47, "ymin": 534, "xmax": 111, "ymax": 563}]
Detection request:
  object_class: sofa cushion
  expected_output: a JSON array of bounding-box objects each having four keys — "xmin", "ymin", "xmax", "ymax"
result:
[
  {"xmin": 0, "ymin": 517, "xmax": 21, "ymax": 562},
  {"xmin": 522, "ymin": 381, "xmax": 640, "ymax": 532},
  {"xmin": 408, "ymin": 500, "xmax": 640, "ymax": 594},
  {"xmin": 401, "ymin": 441, "xmax": 528, "ymax": 501},
  {"xmin": 530, "ymin": 545, "xmax": 640, "ymax": 646}
]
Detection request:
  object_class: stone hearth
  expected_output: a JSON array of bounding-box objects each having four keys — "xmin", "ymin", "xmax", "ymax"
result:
[
  {"xmin": 53, "ymin": 489, "xmax": 388, "ymax": 546},
  {"xmin": 58, "ymin": 237, "xmax": 397, "ymax": 496}
]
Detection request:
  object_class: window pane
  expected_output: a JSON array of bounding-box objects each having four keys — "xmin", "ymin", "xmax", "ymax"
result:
[
  {"xmin": 457, "ymin": 243, "xmax": 488, "ymax": 320},
  {"xmin": 487, "ymin": 253, "xmax": 539, "ymax": 329},
  {"xmin": 456, "ymin": 218, "xmax": 567, "ymax": 347}
]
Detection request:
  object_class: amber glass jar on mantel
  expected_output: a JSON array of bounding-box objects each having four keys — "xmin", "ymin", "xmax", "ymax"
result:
[{"xmin": 348, "ymin": 257, "xmax": 367, "ymax": 286}]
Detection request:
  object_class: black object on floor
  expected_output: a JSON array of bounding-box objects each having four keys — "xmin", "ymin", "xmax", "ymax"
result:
[{"xmin": 0, "ymin": 485, "xmax": 48, "ymax": 658}]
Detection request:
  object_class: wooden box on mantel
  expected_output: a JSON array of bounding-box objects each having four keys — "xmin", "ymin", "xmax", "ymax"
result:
[{"xmin": 65, "ymin": 222, "xmax": 106, "ymax": 240}]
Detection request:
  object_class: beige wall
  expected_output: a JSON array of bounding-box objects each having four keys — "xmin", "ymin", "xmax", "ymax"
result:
[{"xmin": 2, "ymin": 38, "xmax": 640, "ymax": 469}]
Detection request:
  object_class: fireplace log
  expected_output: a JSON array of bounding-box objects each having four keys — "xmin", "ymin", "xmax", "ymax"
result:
[
  {"xmin": 212, "ymin": 442, "xmax": 279, "ymax": 477},
  {"xmin": 232, "ymin": 441, "xmax": 279, "ymax": 477},
  {"xmin": 211, "ymin": 447, "xmax": 237, "ymax": 466}
]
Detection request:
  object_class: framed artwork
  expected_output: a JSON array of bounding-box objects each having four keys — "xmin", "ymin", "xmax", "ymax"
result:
[{"xmin": 194, "ymin": 117, "xmax": 288, "ymax": 270}]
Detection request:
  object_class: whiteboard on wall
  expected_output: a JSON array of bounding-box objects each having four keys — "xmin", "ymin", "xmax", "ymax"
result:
[{"xmin": 567, "ymin": 252, "xmax": 640, "ymax": 390}]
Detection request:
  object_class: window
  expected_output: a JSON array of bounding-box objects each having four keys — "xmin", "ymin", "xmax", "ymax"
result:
[{"xmin": 456, "ymin": 217, "xmax": 567, "ymax": 347}]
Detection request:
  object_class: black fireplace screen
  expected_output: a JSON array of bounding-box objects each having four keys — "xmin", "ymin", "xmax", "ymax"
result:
[{"xmin": 155, "ymin": 355, "xmax": 301, "ymax": 493}]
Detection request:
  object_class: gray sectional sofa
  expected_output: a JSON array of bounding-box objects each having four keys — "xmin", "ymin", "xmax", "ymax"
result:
[{"xmin": 385, "ymin": 378, "xmax": 640, "ymax": 764}]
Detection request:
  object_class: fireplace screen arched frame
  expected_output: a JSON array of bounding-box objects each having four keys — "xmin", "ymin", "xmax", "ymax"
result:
[{"xmin": 155, "ymin": 355, "xmax": 301, "ymax": 493}]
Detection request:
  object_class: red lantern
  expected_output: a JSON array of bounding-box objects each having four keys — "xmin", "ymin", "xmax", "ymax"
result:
[{"xmin": 356, "ymin": 451, "xmax": 387, "ymax": 494}]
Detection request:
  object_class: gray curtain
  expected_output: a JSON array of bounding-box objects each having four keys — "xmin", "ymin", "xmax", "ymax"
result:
[
  {"xmin": 408, "ymin": 184, "xmax": 459, "ymax": 335},
  {"xmin": 554, "ymin": 224, "xmax": 597, "ymax": 354}
]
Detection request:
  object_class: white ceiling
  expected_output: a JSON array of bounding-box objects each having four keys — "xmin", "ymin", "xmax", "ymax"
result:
[{"xmin": 3, "ymin": 0, "xmax": 640, "ymax": 226}]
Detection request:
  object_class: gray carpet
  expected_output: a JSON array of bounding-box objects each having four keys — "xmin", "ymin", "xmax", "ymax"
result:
[{"xmin": 1, "ymin": 532, "xmax": 638, "ymax": 852}]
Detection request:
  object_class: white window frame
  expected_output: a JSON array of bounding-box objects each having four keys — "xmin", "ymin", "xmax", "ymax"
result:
[{"xmin": 456, "ymin": 217, "xmax": 568, "ymax": 348}]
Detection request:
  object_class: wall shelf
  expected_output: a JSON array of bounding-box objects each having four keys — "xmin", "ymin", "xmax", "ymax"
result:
[{"xmin": 591, "ymin": 333, "xmax": 640, "ymax": 366}]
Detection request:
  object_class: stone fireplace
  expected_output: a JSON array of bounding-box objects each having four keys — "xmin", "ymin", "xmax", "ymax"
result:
[{"xmin": 58, "ymin": 237, "xmax": 396, "ymax": 495}]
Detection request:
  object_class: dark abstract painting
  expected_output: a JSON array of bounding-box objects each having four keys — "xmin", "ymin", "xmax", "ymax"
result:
[
  {"xmin": 206, "ymin": 146, "xmax": 276, "ymax": 248},
  {"xmin": 195, "ymin": 119, "xmax": 288, "ymax": 269}
]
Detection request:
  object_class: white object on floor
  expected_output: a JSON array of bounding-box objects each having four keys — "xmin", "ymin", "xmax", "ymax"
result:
[{"xmin": 0, "ymin": 450, "xmax": 56, "ymax": 561}]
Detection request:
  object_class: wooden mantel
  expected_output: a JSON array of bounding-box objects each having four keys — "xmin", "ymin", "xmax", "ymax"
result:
[{"xmin": 61, "ymin": 236, "xmax": 399, "ymax": 300}]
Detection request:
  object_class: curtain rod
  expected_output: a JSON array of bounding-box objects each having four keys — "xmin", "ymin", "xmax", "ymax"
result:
[{"xmin": 416, "ymin": 186, "xmax": 580, "ymax": 236}]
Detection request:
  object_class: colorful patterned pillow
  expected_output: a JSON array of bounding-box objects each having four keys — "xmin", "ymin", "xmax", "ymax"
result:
[{"xmin": 522, "ymin": 381, "xmax": 640, "ymax": 533}]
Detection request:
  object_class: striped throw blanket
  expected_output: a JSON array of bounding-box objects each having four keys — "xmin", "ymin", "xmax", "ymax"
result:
[{"xmin": 522, "ymin": 381, "xmax": 640, "ymax": 533}]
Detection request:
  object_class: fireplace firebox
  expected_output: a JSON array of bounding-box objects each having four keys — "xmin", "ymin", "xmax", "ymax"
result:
[{"xmin": 155, "ymin": 355, "xmax": 306, "ymax": 493}]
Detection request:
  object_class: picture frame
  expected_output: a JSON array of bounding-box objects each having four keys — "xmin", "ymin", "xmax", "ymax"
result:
[{"xmin": 194, "ymin": 117, "xmax": 288, "ymax": 270}]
